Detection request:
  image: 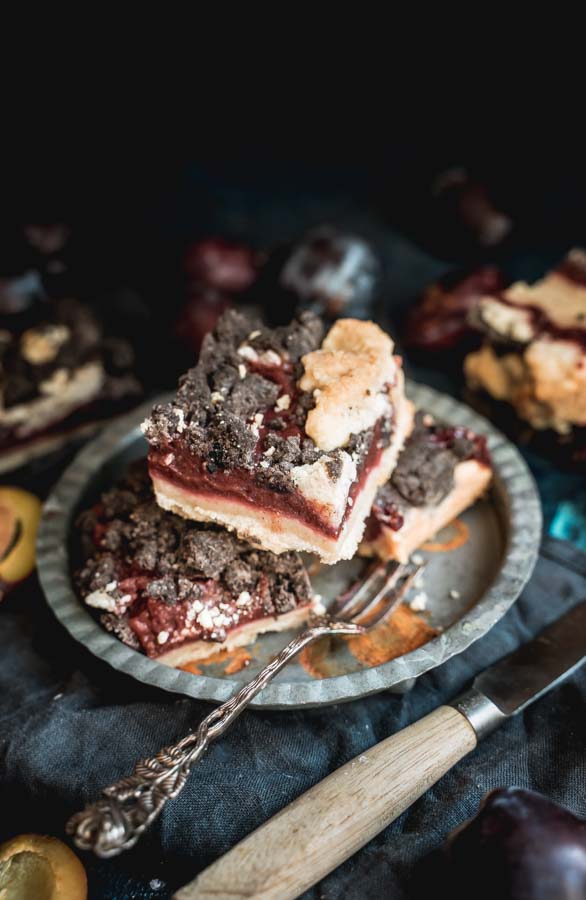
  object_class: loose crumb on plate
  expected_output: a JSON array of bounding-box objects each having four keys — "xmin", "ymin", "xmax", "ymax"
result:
[{"xmin": 409, "ymin": 591, "xmax": 428, "ymax": 611}]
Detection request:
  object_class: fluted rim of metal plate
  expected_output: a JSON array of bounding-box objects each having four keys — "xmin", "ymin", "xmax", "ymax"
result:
[{"xmin": 37, "ymin": 383, "xmax": 541, "ymax": 709}]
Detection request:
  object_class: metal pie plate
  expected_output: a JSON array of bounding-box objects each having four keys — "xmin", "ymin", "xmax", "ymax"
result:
[{"xmin": 37, "ymin": 382, "xmax": 541, "ymax": 709}]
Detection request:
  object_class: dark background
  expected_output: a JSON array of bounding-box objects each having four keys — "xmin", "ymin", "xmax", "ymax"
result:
[{"xmin": 4, "ymin": 133, "xmax": 586, "ymax": 308}]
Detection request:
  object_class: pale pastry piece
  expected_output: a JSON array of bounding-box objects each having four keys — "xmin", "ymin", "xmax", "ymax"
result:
[
  {"xmin": 501, "ymin": 247, "xmax": 586, "ymax": 330},
  {"xmin": 525, "ymin": 339, "xmax": 586, "ymax": 430},
  {"xmin": 465, "ymin": 341, "xmax": 586, "ymax": 433},
  {"xmin": 300, "ymin": 318, "xmax": 398, "ymax": 452}
]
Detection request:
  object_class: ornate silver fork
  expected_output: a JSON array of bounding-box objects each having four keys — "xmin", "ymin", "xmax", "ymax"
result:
[{"xmin": 67, "ymin": 559, "xmax": 422, "ymax": 858}]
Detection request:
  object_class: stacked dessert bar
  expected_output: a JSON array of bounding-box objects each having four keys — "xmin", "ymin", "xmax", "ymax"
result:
[{"xmin": 77, "ymin": 310, "xmax": 492, "ymax": 665}]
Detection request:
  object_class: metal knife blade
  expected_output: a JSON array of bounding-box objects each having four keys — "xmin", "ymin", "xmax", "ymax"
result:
[
  {"xmin": 476, "ymin": 599, "xmax": 586, "ymax": 714},
  {"xmin": 454, "ymin": 600, "xmax": 586, "ymax": 736}
]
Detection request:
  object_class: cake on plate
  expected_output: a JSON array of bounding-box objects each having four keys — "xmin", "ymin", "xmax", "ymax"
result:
[{"xmin": 142, "ymin": 310, "xmax": 413, "ymax": 563}]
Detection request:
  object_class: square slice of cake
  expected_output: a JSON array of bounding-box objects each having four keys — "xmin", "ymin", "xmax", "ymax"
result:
[
  {"xmin": 76, "ymin": 462, "xmax": 319, "ymax": 667},
  {"xmin": 465, "ymin": 248, "xmax": 586, "ymax": 434},
  {"xmin": 360, "ymin": 413, "xmax": 492, "ymax": 563},
  {"xmin": 142, "ymin": 310, "xmax": 413, "ymax": 563}
]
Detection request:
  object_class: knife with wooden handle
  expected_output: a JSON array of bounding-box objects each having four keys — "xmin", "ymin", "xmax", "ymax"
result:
[{"xmin": 175, "ymin": 600, "xmax": 586, "ymax": 900}]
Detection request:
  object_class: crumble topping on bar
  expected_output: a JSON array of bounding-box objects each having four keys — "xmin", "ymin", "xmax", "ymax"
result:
[
  {"xmin": 142, "ymin": 310, "xmax": 329, "ymax": 487},
  {"xmin": 142, "ymin": 310, "xmax": 400, "ymax": 491},
  {"xmin": 76, "ymin": 461, "xmax": 313, "ymax": 659}
]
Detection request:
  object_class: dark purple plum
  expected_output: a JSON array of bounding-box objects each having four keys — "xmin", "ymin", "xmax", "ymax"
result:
[{"xmin": 445, "ymin": 787, "xmax": 586, "ymax": 900}]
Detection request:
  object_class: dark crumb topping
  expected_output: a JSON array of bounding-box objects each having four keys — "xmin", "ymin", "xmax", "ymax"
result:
[
  {"xmin": 370, "ymin": 413, "xmax": 490, "ymax": 530},
  {"xmin": 101, "ymin": 612, "xmax": 141, "ymax": 650},
  {"xmin": 143, "ymin": 309, "xmax": 325, "ymax": 479},
  {"xmin": 0, "ymin": 298, "xmax": 139, "ymax": 409},
  {"xmin": 143, "ymin": 309, "xmax": 394, "ymax": 492},
  {"xmin": 76, "ymin": 460, "xmax": 312, "ymax": 655}
]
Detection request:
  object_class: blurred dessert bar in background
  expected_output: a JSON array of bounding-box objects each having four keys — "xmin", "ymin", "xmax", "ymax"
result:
[
  {"xmin": 0, "ymin": 299, "xmax": 141, "ymax": 472},
  {"xmin": 176, "ymin": 227, "xmax": 382, "ymax": 353},
  {"xmin": 465, "ymin": 249, "xmax": 586, "ymax": 435},
  {"xmin": 275, "ymin": 226, "xmax": 381, "ymax": 321}
]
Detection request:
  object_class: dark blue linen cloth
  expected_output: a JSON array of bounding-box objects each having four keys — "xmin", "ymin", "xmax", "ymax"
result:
[{"xmin": 0, "ymin": 537, "xmax": 585, "ymax": 899}]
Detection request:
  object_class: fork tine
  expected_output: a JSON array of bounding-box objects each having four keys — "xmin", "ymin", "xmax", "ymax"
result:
[
  {"xmin": 358, "ymin": 563, "xmax": 425, "ymax": 630},
  {"xmin": 331, "ymin": 560, "xmax": 400, "ymax": 620},
  {"xmin": 346, "ymin": 563, "xmax": 411, "ymax": 625},
  {"xmin": 337, "ymin": 562, "xmax": 403, "ymax": 623},
  {"xmin": 328, "ymin": 559, "xmax": 385, "ymax": 616}
]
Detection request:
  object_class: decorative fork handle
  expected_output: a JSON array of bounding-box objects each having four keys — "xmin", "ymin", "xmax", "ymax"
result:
[{"xmin": 67, "ymin": 617, "xmax": 361, "ymax": 858}]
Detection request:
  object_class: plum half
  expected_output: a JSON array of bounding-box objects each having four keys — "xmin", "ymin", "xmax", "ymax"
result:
[
  {"xmin": 0, "ymin": 487, "xmax": 41, "ymax": 601},
  {"xmin": 0, "ymin": 834, "xmax": 87, "ymax": 899}
]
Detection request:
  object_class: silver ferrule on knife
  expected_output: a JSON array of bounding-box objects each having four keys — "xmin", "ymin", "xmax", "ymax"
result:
[
  {"xmin": 452, "ymin": 600, "xmax": 586, "ymax": 739},
  {"xmin": 451, "ymin": 688, "xmax": 507, "ymax": 739}
]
